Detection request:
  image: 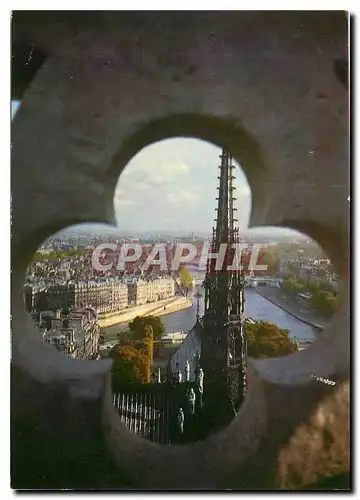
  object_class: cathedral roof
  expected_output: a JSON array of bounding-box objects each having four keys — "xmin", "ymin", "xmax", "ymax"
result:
[{"xmin": 169, "ymin": 321, "xmax": 203, "ymax": 381}]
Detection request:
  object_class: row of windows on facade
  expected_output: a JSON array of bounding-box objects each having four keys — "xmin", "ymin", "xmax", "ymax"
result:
[{"xmin": 25, "ymin": 278, "xmax": 176, "ymax": 314}]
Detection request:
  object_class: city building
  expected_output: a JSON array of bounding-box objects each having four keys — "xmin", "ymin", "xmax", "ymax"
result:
[
  {"xmin": 46, "ymin": 282, "xmax": 71, "ymax": 310},
  {"xmin": 124, "ymin": 276, "xmax": 175, "ymax": 306},
  {"xmin": 154, "ymin": 277, "xmax": 175, "ymax": 300},
  {"xmin": 23, "ymin": 283, "xmax": 48, "ymax": 312},
  {"xmin": 125, "ymin": 277, "xmax": 149, "ymax": 305},
  {"xmin": 58, "ymin": 261, "xmax": 71, "ymax": 281},
  {"xmin": 45, "ymin": 279, "xmax": 129, "ymax": 314},
  {"xmin": 42, "ymin": 307, "xmax": 100, "ymax": 360},
  {"xmin": 298, "ymin": 263, "xmax": 336, "ymax": 289}
]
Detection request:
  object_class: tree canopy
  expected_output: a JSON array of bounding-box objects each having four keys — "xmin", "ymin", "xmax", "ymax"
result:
[
  {"xmin": 245, "ymin": 321, "xmax": 298, "ymax": 358},
  {"xmin": 259, "ymin": 249, "xmax": 281, "ymax": 274},
  {"xmin": 110, "ymin": 344, "xmax": 150, "ymax": 386},
  {"xmin": 311, "ymin": 289, "xmax": 337, "ymax": 313},
  {"xmin": 179, "ymin": 266, "xmax": 193, "ymax": 296},
  {"xmin": 282, "ymin": 276, "xmax": 337, "ymax": 315},
  {"xmin": 137, "ymin": 335, "xmax": 154, "ymax": 365},
  {"xmin": 31, "ymin": 248, "xmax": 90, "ymax": 262},
  {"xmin": 283, "ymin": 277, "xmax": 306, "ymax": 295},
  {"xmin": 129, "ymin": 315, "xmax": 165, "ymax": 341},
  {"xmin": 110, "ymin": 316, "xmax": 162, "ymax": 388}
]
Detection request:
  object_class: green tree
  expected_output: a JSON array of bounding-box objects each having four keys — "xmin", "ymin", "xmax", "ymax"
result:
[
  {"xmin": 179, "ymin": 265, "xmax": 193, "ymax": 296},
  {"xmin": 129, "ymin": 315, "xmax": 165, "ymax": 341},
  {"xmin": 110, "ymin": 344, "xmax": 150, "ymax": 387},
  {"xmin": 307, "ymin": 281, "xmax": 319, "ymax": 294},
  {"xmin": 116, "ymin": 330, "xmax": 132, "ymax": 341},
  {"xmin": 138, "ymin": 335, "xmax": 154, "ymax": 366},
  {"xmin": 283, "ymin": 277, "xmax": 306, "ymax": 295},
  {"xmin": 31, "ymin": 248, "xmax": 89, "ymax": 263},
  {"xmin": 311, "ymin": 289, "xmax": 337, "ymax": 314},
  {"xmin": 318, "ymin": 282, "xmax": 334, "ymax": 293},
  {"xmin": 260, "ymin": 249, "xmax": 281, "ymax": 274},
  {"xmin": 245, "ymin": 321, "xmax": 298, "ymax": 358}
]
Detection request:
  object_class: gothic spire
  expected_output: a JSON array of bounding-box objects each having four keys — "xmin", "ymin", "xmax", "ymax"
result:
[{"xmin": 201, "ymin": 148, "xmax": 247, "ymax": 414}]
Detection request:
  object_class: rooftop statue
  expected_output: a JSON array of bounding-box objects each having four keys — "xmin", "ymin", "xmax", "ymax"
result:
[
  {"xmin": 196, "ymin": 368, "xmax": 204, "ymax": 407},
  {"xmin": 188, "ymin": 388, "xmax": 196, "ymax": 415},
  {"xmin": 175, "ymin": 362, "xmax": 182, "ymax": 384},
  {"xmin": 196, "ymin": 368, "xmax": 204, "ymax": 394},
  {"xmin": 177, "ymin": 408, "xmax": 184, "ymax": 434},
  {"xmin": 185, "ymin": 360, "xmax": 190, "ymax": 382}
]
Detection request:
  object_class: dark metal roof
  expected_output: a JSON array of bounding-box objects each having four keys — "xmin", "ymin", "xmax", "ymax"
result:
[{"xmin": 169, "ymin": 322, "xmax": 203, "ymax": 382}]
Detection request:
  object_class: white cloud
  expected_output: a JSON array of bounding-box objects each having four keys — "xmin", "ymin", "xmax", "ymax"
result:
[
  {"xmin": 122, "ymin": 162, "xmax": 189, "ymax": 188},
  {"xmin": 167, "ymin": 189, "xmax": 201, "ymax": 205},
  {"xmin": 114, "ymin": 189, "xmax": 138, "ymax": 207},
  {"xmin": 165, "ymin": 163, "xmax": 189, "ymax": 174},
  {"xmin": 113, "ymin": 138, "xmax": 252, "ymax": 232},
  {"xmin": 116, "ymin": 199, "xmax": 138, "ymax": 206}
]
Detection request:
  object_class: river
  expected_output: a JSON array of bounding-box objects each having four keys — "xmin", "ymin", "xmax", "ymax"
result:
[{"xmin": 103, "ymin": 287, "xmax": 317, "ymax": 343}]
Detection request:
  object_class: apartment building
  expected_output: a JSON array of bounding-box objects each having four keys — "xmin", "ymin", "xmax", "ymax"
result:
[
  {"xmin": 124, "ymin": 276, "xmax": 175, "ymax": 305},
  {"xmin": 45, "ymin": 279, "xmax": 128, "ymax": 314},
  {"xmin": 111, "ymin": 280, "xmax": 129, "ymax": 311},
  {"xmin": 42, "ymin": 307, "xmax": 100, "ymax": 360},
  {"xmin": 40, "ymin": 276, "xmax": 174, "ymax": 313},
  {"xmin": 155, "ymin": 277, "xmax": 175, "ymax": 300},
  {"xmin": 125, "ymin": 277, "xmax": 149, "ymax": 306}
]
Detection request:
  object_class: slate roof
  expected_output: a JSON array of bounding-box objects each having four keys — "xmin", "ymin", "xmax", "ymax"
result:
[{"xmin": 170, "ymin": 321, "xmax": 203, "ymax": 381}]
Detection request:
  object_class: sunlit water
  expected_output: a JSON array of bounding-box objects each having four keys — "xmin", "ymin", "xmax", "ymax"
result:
[{"xmin": 103, "ymin": 286, "xmax": 317, "ymax": 343}]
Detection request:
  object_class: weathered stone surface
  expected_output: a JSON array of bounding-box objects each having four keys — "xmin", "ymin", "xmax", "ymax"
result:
[
  {"xmin": 11, "ymin": 12, "xmax": 349, "ymax": 489},
  {"xmin": 277, "ymin": 382, "xmax": 350, "ymax": 489}
]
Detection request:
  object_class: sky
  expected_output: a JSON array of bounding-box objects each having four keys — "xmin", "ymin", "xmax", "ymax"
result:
[{"xmin": 114, "ymin": 138, "xmax": 252, "ymax": 234}]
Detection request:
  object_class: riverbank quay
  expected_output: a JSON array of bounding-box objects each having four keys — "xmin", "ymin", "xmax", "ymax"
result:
[
  {"xmin": 255, "ymin": 287, "xmax": 330, "ymax": 331},
  {"xmin": 98, "ymin": 296, "xmax": 192, "ymax": 328}
]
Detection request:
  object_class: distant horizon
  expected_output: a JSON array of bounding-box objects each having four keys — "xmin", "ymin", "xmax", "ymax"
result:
[{"xmin": 47, "ymin": 223, "xmax": 309, "ymax": 242}]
